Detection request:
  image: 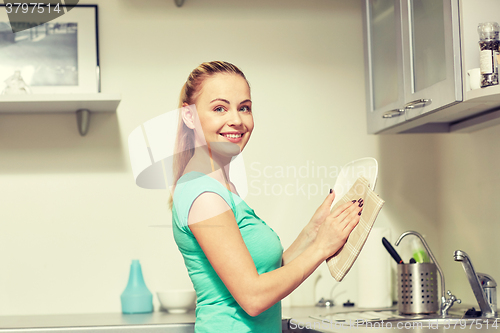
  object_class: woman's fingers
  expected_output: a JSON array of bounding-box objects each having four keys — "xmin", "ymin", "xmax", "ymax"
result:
[
  {"xmin": 335, "ymin": 199, "xmax": 363, "ymax": 233},
  {"xmin": 331, "ymin": 200, "xmax": 356, "ymax": 218},
  {"xmin": 343, "ymin": 210, "xmax": 361, "ymax": 233},
  {"xmin": 335, "ymin": 198, "xmax": 363, "ymax": 222},
  {"xmin": 337, "ymin": 211, "xmax": 359, "ymax": 232},
  {"xmin": 331, "ymin": 197, "xmax": 365, "ymax": 218},
  {"xmin": 323, "ymin": 189, "xmax": 335, "ymax": 206}
]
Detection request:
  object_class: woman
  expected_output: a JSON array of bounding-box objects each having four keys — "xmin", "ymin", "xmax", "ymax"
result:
[{"xmin": 170, "ymin": 61, "xmax": 362, "ymax": 332}]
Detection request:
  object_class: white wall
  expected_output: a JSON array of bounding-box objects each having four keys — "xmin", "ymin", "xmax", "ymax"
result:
[
  {"xmin": 436, "ymin": 126, "xmax": 500, "ymax": 307},
  {"xmin": 0, "ymin": 0, "xmax": 446, "ymax": 315}
]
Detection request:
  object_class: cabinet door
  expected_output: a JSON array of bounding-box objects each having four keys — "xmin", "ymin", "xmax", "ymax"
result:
[
  {"xmin": 401, "ymin": 0, "xmax": 462, "ymax": 120},
  {"xmin": 364, "ymin": 0, "xmax": 407, "ymax": 134}
]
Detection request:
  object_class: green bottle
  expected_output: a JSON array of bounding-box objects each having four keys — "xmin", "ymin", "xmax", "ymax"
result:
[{"xmin": 411, "ymin": 238, "xmax": 430, "ymax": 263}]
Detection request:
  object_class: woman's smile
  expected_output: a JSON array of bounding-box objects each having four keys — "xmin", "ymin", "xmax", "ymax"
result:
[{"xmin": 219, "ymin": 131, "xmax": 244, "ymax": 143}]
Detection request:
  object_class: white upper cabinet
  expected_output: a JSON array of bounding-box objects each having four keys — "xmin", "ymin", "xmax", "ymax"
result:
[
  {"xmin": 364, "ymin": 0, "xmax": 500, "ymax": 134},
  {"xmin": 364, "ymin": 0, "xmax": 407, "ymax": 132},
  {"xmin": 401, "ymin": 0, "xmax": 461, "ymax": 120}
]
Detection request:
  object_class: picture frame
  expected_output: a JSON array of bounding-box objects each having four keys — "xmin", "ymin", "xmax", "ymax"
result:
[{"xmin": 0, "ymin": 4, "xmax": 100, "ymax": 94}]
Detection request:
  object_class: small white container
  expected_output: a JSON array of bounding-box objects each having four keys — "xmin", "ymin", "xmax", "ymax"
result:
[
  {"xmin": 468, "ymin": 68, "xmax": 482, "ymax": 90},
  {"xmin": 157, "ymin": 290, "xmax": 196, "ymax": 313}
]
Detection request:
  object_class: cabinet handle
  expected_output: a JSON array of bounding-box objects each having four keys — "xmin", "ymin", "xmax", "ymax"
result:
[
  {"xmin": 382, "ymin": 109, "xmax": 405, "ymax": 118},
  {"xmin": 405, "ymin": 99, "xmax": 431, "ymax": 109}
]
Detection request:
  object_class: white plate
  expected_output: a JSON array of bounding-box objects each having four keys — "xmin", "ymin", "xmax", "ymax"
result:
[{"xmin": 331, "ymin": 157, "xmax": 378, "ymax": 209}]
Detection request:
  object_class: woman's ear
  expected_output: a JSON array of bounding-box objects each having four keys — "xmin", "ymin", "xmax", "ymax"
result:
[{"xmin": 181, "ymin": 103, "xmax": 196, "ymax": 129}]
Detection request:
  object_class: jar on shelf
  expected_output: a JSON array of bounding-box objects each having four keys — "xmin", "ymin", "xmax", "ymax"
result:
[{"xmin": 478, "ymin": 22, "xmax": 500, "ymax": 87}]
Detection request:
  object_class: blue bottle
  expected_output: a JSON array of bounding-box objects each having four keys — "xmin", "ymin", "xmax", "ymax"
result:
[{"xmin": 120, "ymin": 260, "xmax": 153, "ymax": 314}]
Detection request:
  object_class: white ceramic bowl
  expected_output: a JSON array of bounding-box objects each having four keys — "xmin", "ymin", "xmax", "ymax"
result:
[{"xmin": 157, "ymin": 290, "xmax": 196, "ymax": 313}]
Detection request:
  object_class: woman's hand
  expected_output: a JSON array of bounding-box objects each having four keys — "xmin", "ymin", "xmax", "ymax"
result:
[
  {"xmin": 283, "ymin": 190, "xmax": 351, "ymax": 265},
  {"xmin": 313, "ymin": 199, "xmax": 363, "ymax": 260},
  {"xmin": 303, "ymin": 190, "xmax": 336, "ymax": 244}
]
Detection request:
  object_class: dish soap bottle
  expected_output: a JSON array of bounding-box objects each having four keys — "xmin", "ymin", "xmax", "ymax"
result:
[
  {"xmin": 120, "ymin": 260, "xmax": 153, "ymax": 314},
  {"xmin": 411, "ymin": 238, "xmax": 430, "ymax": 263}
]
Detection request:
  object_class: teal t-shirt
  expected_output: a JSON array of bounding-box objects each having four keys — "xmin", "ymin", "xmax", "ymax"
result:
[{"xmin": 172, "ymin": 171, "xmax": 283, "ymax": 333}]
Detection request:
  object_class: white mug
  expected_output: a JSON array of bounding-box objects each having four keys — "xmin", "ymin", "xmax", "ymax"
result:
[{"xmin": 468, "ymin": 68, "xmax": 481, "ymax": 90}]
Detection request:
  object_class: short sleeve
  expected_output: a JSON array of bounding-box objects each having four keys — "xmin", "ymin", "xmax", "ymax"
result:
[{"xmin": 173, "ymin": 172, "xmax": 236, "ymax": 232}]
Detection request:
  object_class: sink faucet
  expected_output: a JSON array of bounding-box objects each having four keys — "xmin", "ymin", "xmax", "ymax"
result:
[{"xmin": 454, "ymin": 250, "xmax": 497, "ymax": 318}]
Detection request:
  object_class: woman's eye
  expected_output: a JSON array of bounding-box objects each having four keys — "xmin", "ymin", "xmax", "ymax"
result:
[
  {"xmin": 240, "ymin": 105, "xmax": 251, "ymax": 112},
  {"xmin": 214, "ymin": 106, "xmax": 226, "ymax": 113}
]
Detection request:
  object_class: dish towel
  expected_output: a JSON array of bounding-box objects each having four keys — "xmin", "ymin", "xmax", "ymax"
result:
[{"xmin": 326, "ymin": 176, "xmax": 385, "ymax": 282}]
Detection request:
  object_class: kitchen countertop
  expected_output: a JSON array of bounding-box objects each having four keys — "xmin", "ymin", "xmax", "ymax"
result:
[
  {"xmin": 0, "ymin": 307, "xmax": 325, "ymax": 331},
  {"xmin": 0, "ymin": 311, "xmax": 196, "ymax": 329},
  {"xmin": 0, "ymin": 306, "xmax": 323, "ymax": 329},
  {"xmin": 0, "ymin": 305, "xmax": 494, "ymax": 332}
]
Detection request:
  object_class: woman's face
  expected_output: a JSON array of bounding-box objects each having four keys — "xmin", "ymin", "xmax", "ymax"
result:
[{"xmin": 191, "ymin": 73, "xmax": 254, "ymax": 156}]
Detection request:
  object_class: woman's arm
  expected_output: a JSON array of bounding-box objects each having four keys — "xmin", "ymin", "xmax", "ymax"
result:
[
  {"xmin": 281, "ymin": 226, "xmax": 314, "ymax": 266},
  {"xmin": 188, "ymin": 191, "xmax": 361, "ymax": 317}
]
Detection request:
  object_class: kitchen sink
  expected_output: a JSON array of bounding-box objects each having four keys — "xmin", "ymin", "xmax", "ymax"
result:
[
  {"xmin": 354, "ymin": 317, "xmax": 500, "ymax": 332},
  {"xmin": 311, "ymin": 309, "xmax": 500, "ymax": 331}
]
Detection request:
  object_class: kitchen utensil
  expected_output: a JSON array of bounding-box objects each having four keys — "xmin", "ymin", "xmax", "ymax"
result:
[
  {"xmin": 382, "ymin": 237, "xmax": 403, "ymax": 264},
  {"xmin": 157, "ymin": 290, "xmax": 196, "ymax": 313}
]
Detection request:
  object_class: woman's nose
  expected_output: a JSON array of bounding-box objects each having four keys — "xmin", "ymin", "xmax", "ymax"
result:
[{"xmin": 227, "ymin": 109, "xmax": 243, "ymax": 126}]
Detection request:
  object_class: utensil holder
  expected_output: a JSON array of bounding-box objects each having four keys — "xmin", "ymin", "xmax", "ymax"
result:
[
  {"xmin": 398, "ymin": 263, "xmax": 439, "ymax": 314},
  {"xmin": 395, "ymin": 231, "xmax": 446, "ymax": 315}
]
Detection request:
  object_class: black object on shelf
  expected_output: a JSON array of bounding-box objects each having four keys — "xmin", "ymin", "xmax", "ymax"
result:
[
  {"xmin": 343, "ymin": 300, "xmax": 355, "ymax": 307},
  {"xmin": 465, "ymin": 307, "xmax": 482, "ymax": 317}
]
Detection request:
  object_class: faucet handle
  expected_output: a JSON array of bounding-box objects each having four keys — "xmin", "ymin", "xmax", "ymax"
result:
[
  {"xmin": 477, "ymin": 273, "xmax": 497, "ymax": 288},
  {"xmin": 441, "ymin": 290, "xmax": 461, "ymax": 317},
  {"xmin": 447, "ymin": 290, "xmax": 462, "ymax": 304}
]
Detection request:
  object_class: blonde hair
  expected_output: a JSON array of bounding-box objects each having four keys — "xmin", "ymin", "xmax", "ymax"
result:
[{"xmin": 168, "ymin": 61, "xmax": 248, "ymax": 210}]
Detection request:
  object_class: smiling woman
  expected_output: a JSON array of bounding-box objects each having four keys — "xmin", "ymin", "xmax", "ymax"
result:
[
  {"xmin": 184, "ymin": 72, "xmax": 253, "ymax": 162},
  {"xmin": 169, "ymin": 61, "xmax": 363, "ymax": 333}
]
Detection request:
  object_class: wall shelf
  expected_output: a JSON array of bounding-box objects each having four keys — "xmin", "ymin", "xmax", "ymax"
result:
[{"xmin": 0, "ymin": 93, "xmax": 121, "ymax": 136}]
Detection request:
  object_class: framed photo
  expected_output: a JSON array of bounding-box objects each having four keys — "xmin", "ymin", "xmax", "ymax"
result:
[{"xmin": 0, "ymin": 4, "xmax": 99, "ymax": 94}]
